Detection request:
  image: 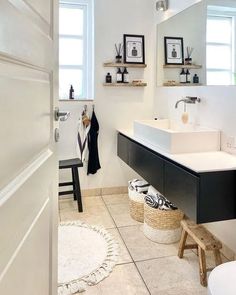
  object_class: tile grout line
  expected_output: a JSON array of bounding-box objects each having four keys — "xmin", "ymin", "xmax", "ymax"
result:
[
  {"xmin": 101, "ymin": 196, "xmax": 152, "ymax": 295},
  {"xmin": 117, "ymin": 225, "xmax": 152, "ymax": 295}
]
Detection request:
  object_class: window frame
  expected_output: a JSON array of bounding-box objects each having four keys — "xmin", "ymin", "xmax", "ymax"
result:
[
  {"xmin": 59, "ymin": 0, "xmax": 94, "ymax": 100},
  {"xmin": 206, "ymin": 13, "xmax": 235, "ymax": 85}
]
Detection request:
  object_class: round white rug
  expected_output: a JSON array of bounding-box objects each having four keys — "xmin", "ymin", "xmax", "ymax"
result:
[{"xmin": 58, "ymin": 221, "xmax": 119, "ymax": 295}]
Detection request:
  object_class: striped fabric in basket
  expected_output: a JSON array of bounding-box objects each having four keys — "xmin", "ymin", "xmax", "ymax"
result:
[
  {"xmin": 128, "ymin": 179, "xmax": 149, "ymax": 194},
  {"xmin": 145, "ymin": 186, "xmax": 177, "ymax": 211}
]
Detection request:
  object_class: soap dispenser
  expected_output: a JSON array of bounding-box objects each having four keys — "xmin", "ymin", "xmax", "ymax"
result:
[
  {"xmin": 122, "ymin": 67, "xmax": 129, "ymax": 83},
  {"xmin": 116, "ymin": 68, "xmax": 123, "ymax": 83},
  {"xmin": 186, "ymin": 69, "xmax": 191, "ymax": 83},
  {"xmin": 180, "ymin": 68, "xmax": 186, "ymax": 83}
]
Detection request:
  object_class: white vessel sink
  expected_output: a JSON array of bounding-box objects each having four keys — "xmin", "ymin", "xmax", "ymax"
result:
[{"xmin": 133, "ymin": 119, "xmax": 220, "ymax": 154}]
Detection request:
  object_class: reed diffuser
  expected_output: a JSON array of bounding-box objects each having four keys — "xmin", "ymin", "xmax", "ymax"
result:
[
  {"xmin": 115, "ymin": 43, "xmax": 123, "ymax": 63},
  {"xmin": 185, "ymin": 46, "xmax": 194, "ymax": 65}
]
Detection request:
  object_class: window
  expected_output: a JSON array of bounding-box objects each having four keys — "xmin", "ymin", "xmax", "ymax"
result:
[
  {"xmin": 59, "ymin": 0, "xmax": 94, "ymax": 100},
  {"xmin": 206, "ymin": 12, "xmax": 235, "ymax": 85}
]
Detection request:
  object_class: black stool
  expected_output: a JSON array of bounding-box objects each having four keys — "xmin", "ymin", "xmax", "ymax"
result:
[{"xmin": 59, "ymin": 158, "xmax": 83, "ymax": 212}]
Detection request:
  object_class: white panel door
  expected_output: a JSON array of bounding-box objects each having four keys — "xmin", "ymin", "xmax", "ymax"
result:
[{"xmin": 0, "ymin": 0, "xmax": 58, "ymax": 294}]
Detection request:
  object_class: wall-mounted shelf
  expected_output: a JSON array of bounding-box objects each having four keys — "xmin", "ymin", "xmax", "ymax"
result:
[
  {"xmin": 163, "ymin": 64, "xmax": 202, "ymax": 69},
  {"xmin": 103, "ymin": 82, "xmax": 147, "ymax": 87},
  {"xmin": 163, "ymin": 82, "xmax": 202, "ymax": 87},
  {"xmin": 104, "ymin": 62, "xmax": 147, "ymax": 68}
]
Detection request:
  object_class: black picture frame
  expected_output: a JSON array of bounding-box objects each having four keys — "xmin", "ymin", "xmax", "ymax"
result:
[
  {"xmin": 123, "ymin": 34, "xmax": 145, "ymax": 64},
  {"xmin": 164, "ymin": 37, "xmax": 184, "ymax": 65}
]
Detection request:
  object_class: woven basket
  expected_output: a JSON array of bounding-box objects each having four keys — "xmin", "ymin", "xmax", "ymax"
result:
[
  {"xmin": 128, "ymin": 187, "xmax": 146, "ymax": 223},
  {"xmin": 144, "ymin": 203, "xmax": 184, "ymax": 244}
]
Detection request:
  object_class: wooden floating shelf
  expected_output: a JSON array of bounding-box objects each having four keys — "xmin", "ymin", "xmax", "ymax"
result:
[
  {"xmin": 103, "ymin": 82, "xmax": 147, "ymax": 87},
  {"xmin": 163, "ymin": 82, "xmax": 202, "ymax": 87},
  {"xmin": 163, "ymin": 64, "xmax": 202, "ymax": 69},
  {"xmin": 104, "ymin": 62, "xmax": 147, "ymax": 68}
]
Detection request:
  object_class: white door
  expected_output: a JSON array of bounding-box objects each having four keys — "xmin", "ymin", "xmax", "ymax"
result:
[{"xmin": 0, "ymin": 0, "xmax": 58, "ymax": 294}]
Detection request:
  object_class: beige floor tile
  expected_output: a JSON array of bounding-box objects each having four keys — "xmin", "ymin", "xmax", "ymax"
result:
[
  {"xmin": 82, "ymin": 188, "xmax": 102, "ymax": 197},
  {"xmin": 59, "ymin": 198, "xmax": 77, "ymax": 211},
  {"xmin": 102, "ymin": 194, "xmax": 129, "ymax": 205},
  {"xmin": 107, "ymin": 203, "xmax": 141, "ymax": 227},
  {"xmin": 75, "ymin": 284, "xmax": 102, "ymax": 295},
  {"xmin": 101, "ymin": 186, "xmax": 128, "ymax": 196},
  {"xmin": 59, "ymin": 196, "xmax": 105, "ymax": 212},
  {"xmin": 59, "ymin": 196, "xmax": 116, "ymax": 229},
  {"xmin": 107, "ymin": 228, "xmax": 132, "ymax": 265},
  {"xmin": 156, "ymin": 284, "xmax": 207, "ymax": 295},
  {"xmin": 82, "ymin": 197, "xmax": 108, "ymax": 212},
  {"xmin": 60, "ymin": 209, "xmax": 115, "ymax": 229},
  {"xmin": 136, "ymin": 254, "xmax": 207, "ymax": 294},
  {"xmin": 80, "ymin": 264, "xmax": 149, "ymax": 295},
  {"xmin": 119, "ymin": 225, "xmax": 180, "ymax": 262}
]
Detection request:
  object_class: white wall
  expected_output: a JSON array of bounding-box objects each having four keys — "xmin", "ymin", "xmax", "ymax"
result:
[
  {"xmin": 155, "ymin": 0, "xmax": 201, "ymax": 23},
  {"xmin": 58, "ymin": 0, "xmax": 156, "ymax": 190},
  {"xmin": 155, "ymin": 0, "xmax": 236, "ymax": 253}
]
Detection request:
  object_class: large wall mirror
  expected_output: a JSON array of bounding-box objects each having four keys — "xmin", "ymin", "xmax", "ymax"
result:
[{"xmin": 157, "ymin": 0, "xmax": 236, "ymax": 86}]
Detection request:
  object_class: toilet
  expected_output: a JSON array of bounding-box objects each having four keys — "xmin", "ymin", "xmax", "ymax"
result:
[{"xmin": 208, "ymin": 261, "xmax": 236, "ymax": 295}]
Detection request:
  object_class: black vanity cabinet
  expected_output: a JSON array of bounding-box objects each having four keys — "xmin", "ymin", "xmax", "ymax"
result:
[
  {"xmin": 117, "ymin": 132, "xmax": 236, "ymax": 223},
  {"xmin": 164, "ymin": 161, "xmax": 199, "ymax": 222},
  {"xmin": 197, "ymin": 171, "xmax": 236, "ymax": 223},
  {"xmin": 117, "ymin": 132, "xmax": 129, "ymax": 163},
  {"xmin": 129, "ymin": 140, "xmax": 164, "ymax": 194}
]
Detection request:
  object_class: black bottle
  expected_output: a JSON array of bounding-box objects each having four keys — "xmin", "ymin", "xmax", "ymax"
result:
[
  {"xmin": 186, "ymin": 69, "xmax": 191, "ymax": 83},
  {"xmin": 193, "ymin": 74, "xmax": 199, "ymax": 84},
  {"xmin": 123, "ymin": 67, "xmax": 129, "ymax": 83},
  {"xmin": 116, "ymin": 68, "xmax": 123, "ymax": 83},
  {"xmin": 106, "ymin": 73, "xmax": 112, "ymax": 83},
  {"xmin": 69, "ymin": 85, "xmax": 74, "ymax": 99},
  {"xmin": 180, "ymin": 68, "xmax": 186, "ymax": 83}
]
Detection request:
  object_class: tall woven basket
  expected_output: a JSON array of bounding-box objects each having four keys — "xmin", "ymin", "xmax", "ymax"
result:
[
  {"xmin": 144, "ymin": 203, "xmax": 184, "ymax": 244},
  {"xmin": 128, "ymin": 187, "xmax": 146, "ymax": 223}
]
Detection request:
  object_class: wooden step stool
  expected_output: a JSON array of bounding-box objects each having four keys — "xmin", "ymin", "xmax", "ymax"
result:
[{"xmin": 178, "ymin": 219, "xmax": 222, "ymax": 287}]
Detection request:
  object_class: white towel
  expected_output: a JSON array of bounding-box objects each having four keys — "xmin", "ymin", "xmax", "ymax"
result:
[
  {"xmin": 147, "ymin": 186, "xmax": 159, "ymax": 197},
  {"xmin": 128, "ymin": 179, "xmax": 149, "ymax": 193},
  {"xmin": 76, "ymin": 111, "xmax": 90, "ymax": 162},
  {"xmin": 146, "ymin": 186, "xmax": 177, "ymax": 211}
]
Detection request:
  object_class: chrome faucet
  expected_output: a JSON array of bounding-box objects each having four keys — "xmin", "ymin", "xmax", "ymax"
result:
[{"xmin": 175, "ymin": 96, "xmax": 201, "ymax": 109}]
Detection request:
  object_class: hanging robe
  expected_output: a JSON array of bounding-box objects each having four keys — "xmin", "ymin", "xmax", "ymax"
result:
[{"xmin": 87, "ymin": 110, "xmax": 101, "ymax": 175}]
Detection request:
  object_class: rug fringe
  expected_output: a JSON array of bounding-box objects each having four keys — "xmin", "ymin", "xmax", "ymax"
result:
[{"xmin": 58, "ymin": 221, "xmax": 119, "ymax": 294}]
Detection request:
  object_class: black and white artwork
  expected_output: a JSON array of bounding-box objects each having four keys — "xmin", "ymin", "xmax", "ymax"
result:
[
  {"xmin": 164, "ymin": 37, "xmax": 184, "ymax": 65},
  {"xmin": 124, "ymin": 34, "xmax": 145, "ymax": 64}
]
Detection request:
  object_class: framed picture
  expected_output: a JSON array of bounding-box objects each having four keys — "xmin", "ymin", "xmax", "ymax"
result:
[
  {"xmin": 164, "ymin": 37, "xmax": 184, "ymax": 65},
  {"xmin": 123, "ymin": 34, "xmax": 145, "ymax": 64}
]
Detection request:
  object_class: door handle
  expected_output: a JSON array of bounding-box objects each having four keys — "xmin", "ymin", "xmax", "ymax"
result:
[{"xmin": 55, "ymin": 107, "xmax": 70, "ymax": 121}]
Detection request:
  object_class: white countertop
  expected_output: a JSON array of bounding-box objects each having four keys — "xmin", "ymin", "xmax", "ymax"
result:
[{"xmin": 118, "ymin": 129, "xmax": 236, "ymax": 173}]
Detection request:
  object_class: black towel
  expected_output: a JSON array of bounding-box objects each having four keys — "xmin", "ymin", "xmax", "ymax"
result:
[{"xmin": 87, "ymin": 110, "xmax": 101, "ymax": 175}]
